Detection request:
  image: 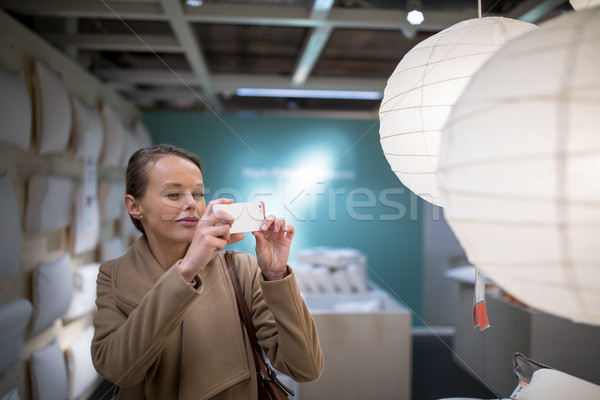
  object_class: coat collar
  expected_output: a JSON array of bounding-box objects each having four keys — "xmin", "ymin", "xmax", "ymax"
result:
[{"xmin": 112, "ymin": 235, "xmax": 165, "ymax": 311}]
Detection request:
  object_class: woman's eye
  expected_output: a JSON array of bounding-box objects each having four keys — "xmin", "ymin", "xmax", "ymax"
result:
[
  {"xmin": 167, "ymin": 193, "xmax": 180, "ymax": 199},
  {"xmin": 193, "ymin": 193, "xmax": 204, "ymax": 199}
]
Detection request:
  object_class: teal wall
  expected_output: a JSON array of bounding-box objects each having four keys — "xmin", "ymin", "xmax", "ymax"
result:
[{"xmin": 143, "ymin": 111, "xmax": 424, "ymax": 318}]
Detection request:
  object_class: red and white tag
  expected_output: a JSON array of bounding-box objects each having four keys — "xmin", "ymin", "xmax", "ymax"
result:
[
  {"xmin": 473, "ymin": 268, "xmax": 490, "ymax": 331},
  {"xmin": 510, "ymin": 380, "xmax": 529, "ymax": 399}
]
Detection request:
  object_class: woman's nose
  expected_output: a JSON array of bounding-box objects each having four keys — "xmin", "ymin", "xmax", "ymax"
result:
[{"xmin": 181, "ymin": 192, "xmax": 196, "ymax": 210}]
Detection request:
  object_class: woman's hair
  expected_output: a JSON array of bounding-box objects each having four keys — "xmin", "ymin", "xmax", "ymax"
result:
[{"xmin": 126, "ymin": 144, "xmax": 203, "ymax": 233}]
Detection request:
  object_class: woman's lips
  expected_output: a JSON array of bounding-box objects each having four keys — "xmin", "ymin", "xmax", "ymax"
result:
[{"xmin": 176, "ymin": 217, "xmax": 199, "ymax": 227}]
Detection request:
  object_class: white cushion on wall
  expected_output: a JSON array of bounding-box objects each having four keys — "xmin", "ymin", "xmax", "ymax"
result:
[
  {"xmin": 71, "ymin": 96, "xmax": 103, "ymax": 160},
  {"xmin": 100, "ymin": 104, "xmax": 125, "ymax": 166},
  {"xmin": 72, "ymin": 182, "xmax": 100, "ymax": 254},
  {"xmin": 32, "ymin": 61, "xmax": 71, "ymax": 155},
  {"xmin": 515, "ymin": 368, "xmax": 600, "ymax": 400},
  {"xmin": 66, "ymin": 326, "xmax": 99, "ymax": 400},
  {"xmin": 99, "ymin": 237, "xmax": 125, "ymax": 262},
  {"xmin": 0, "ymin": 64, "xmax": 31, "ymax": 150},
  {"xmin": 25, "ymin": 175, "xmax": 74, "ymax": 233},
  {"xmin": 121, "ymin": 127, "xmax": 142, "ymax": 167},
  {"xmin": 98, "ymin": 180, "xmax": 125, "ymax": 221},
  {"xmin": 29, "ymin": 339, "xmax": 68, "ymax": 400},
  {"xmin": 0, "ymin": 299, "xmax": 32, "ymax": 374},
  {"xmin": 64, "ymin": 263, "xmax": 100, "ymax": 321},
  {"xmin": 0, "ymin": 173, "xmax": 21, "ymax": 279},
  {"xmin": 30, "ymin": 254, "xmax": 74, "ymax": 334},
  {"xmin": 134, "ymin": 120, "xmax": 152, "ymax": 148}
]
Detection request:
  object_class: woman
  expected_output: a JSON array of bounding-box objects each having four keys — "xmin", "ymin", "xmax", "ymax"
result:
[{"xmin": 92, "ymin": 144, "xmax": 324, "ymax": 399}]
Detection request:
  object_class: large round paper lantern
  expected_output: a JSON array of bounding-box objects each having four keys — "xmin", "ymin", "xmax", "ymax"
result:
[
  {"xmin": 379, "ymin": 17, "xmax": 536, "ymax": 206},
  {"xmin": 570, "ymin": 0, "xmax": 600, "ymax": 10},
  {"xmin": 438, "ymin": 8, "xmax": 600, "ymax": 325}
]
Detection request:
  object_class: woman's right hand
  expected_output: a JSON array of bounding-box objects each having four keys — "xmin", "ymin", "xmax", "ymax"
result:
[{"xmin": 178, "ymin": 198, "xmax": 244, "ymax": 282}]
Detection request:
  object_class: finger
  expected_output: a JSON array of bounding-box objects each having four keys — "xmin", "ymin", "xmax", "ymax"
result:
[
  {"xmin": 252, "ymin": 231, "xmax": 266, "ymax": 250},
  {"xmin": 283, "ymin": 224, "xmax": 295, "ymax": 241},
  {"xmin": 274, "ymin": 217, "xmax": 286, "ymax": 233},
  {"xmin": 229, "ymin": 232, "xmax": 245, "ymax": 245},
  {"xmin": 261, "ymin": 215, "xmax": 276, "ymax": 231},
  {"xmin": 203, "ymin": 234, "xmax": 228, "ymax": 253},
  {"xmin": 202, "ymin": 198, "xmax": 234, "ymax": 225},
  {"xmin": 213, "ymin": 208, "xmax": 235, "ymax": 227},
  {"xmin": 208, "ymin": 222, "xmax": 231, "ymax": 239},
  {"xmin": 203, "ymin": 198, "xmax": 234, "ymax": 218}
]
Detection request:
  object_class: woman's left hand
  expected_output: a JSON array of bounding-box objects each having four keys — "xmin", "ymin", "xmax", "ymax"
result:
[{"xmin": 252, "ymin": 215, "xmax": 295, "ymax": 281}]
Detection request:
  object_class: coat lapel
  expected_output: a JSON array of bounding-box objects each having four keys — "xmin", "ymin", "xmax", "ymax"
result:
[{"xmin": 179, "ymin": 254, "xmax": 250, "ymax": 400}]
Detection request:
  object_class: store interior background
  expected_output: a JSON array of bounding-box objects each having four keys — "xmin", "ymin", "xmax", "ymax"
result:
[{"xmin": 144, "ymin": 112, "xmax": 427, "ymax": 319}]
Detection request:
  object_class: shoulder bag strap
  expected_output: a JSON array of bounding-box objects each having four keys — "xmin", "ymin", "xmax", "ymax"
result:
[
  {"xmin": 225, "ymin": 252, "xmax": 266, "ymax": 367},
  {"xmin": 224, "ymin": 251, "xmax": 294, "ymax": 397}
]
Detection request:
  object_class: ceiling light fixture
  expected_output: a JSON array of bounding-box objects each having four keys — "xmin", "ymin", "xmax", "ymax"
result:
[
  {"xmin": 186, "ymin": 0, "xmax": 203, "ymax": 7},
  {"xmin": 313, "ymin": 0, "xmax": 335, "ymax": 11},
  {"xmin": 236, "ymin": 88, "xmax": 382, "ymax": 100},
  {"xmin": 406, "ymin": 9, "xmax": 424, "ymax": 25}
]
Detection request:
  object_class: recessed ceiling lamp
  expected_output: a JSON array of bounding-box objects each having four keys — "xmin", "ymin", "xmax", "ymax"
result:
[
  {"xmin": 186, "ymin": 0, "xmax": 203, "ymax": 7},
  {"xmin": 406, "ymin": 9, "xmax": 424, "ymax": 25},
  {"xmin": 313, "ymin": 0, "xmax": 335, "ymax": 11},
  {"xmin": 236, "ymin": 88, "xmax": 382, "ymax": 100}
]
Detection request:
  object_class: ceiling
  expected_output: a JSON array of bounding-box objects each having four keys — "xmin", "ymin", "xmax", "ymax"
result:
[{"xmin": 0, "ymin": 0, "xmax": 574, "ymax": 117}]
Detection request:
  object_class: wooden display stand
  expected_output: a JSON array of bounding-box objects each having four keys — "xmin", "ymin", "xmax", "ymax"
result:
[{"xmin": 300, "ymin": 287, "xmax": 412, "ymax": 400}]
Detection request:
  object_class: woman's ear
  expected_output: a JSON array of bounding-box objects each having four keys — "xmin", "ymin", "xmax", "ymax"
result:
[{"xmin": 125, "ymin": 194, "xmax": 143, "ymax": 220}]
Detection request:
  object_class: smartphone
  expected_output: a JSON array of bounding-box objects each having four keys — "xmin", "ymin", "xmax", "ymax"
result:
[{"xmin": 213, "ymin": 201, "xmax": 266, "ymax": 234}]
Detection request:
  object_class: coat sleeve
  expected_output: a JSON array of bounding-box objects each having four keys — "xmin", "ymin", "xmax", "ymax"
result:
[
  {"xmin": 91, "ymin": 261, "xmax": 200, "ymax": 386},
  {"xmin": 240, "ymin": 253, "xmax": 324, "ymax": 383}
]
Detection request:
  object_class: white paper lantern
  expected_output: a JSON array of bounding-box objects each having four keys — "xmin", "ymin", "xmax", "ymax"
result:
[
  {"xmin": 570, "ymin": 0, "xmax": 600, "ymax": 10},
  {"xmin": 379, "ymin": 17, "xmax": 537, "ymax": 206},
  {"xmin": 438, "ymin": 8, "xmax": 600, "ymax": 325}
]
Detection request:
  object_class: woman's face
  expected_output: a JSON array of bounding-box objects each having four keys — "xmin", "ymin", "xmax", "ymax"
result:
[{"xmin": 136, "ymin": 155, "xmax": 206, "ymax": 246}]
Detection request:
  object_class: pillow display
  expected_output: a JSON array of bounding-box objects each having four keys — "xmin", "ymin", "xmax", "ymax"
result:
[
  {"xmin": 294, "ymin": 267, "xmax": 319, "ymax": 293},
  {"xmin": 331, "ymin": 269, "xmax": 353, "ymax": 293},
  {"xmin": 99, "ymin": 104, "xmax": 125, "ymax": 167},
  {"xmin": 29, "ymin": 339, "xmax": 68, "ymax": 400},
  {"xmin": 510, "ymin": 352, "xmax": 600, "ymax": 400},
  {"xmin": 30, "ymin": 254, "xmax": 74, "ymax": 334},
  {"xmin": 64, "ymin": 263, "xmax": 100, "ymax": 321},
  {"xmin": 514, "ymin": 369, "xmax": 600, "ymax": 400},
  {"xmin": 294, "ymin": 247, "xmax": 369, "ymax": 293},
  {"xmin": 0, "ymin": 299, "xmax": 33, "ymax": 374},
  {"xmin": 121, "ymin": 127, "xmax": 142, "ymax": 167},
  {"xmin": 32, "ymin": 60, "xmax": 71, "ymax": 155},
  {"xmin": 65, "ymin": 326, "xmax": 99, "ymax": 400},
  {"xmin": 0, "ymin": 64, "xmax": 31, "ymax": 150},
  {"xmin": 71, "ymin": 96, "xmax": 103, "ymax": 160},
  {"xmin": 99, "ymin": 237, "xmax": 125, "ymax": 262},
  {"xmin": 25, "ymin": 175, "xmax": 74, "ymax": 233},
  {"xmin": 134, "ymin": 120, "xmax": 152, "ymax": 148},
  {"xmin": 72, "ymin": 181, "xmax": 100, "ymax": 254},
  {"xmin": 0, "ymin": 173, "xmax": 21, "ymax": 279},
  {"xmin": 98, "ymin": 180, "xmax": 125, "ymax": 221}
]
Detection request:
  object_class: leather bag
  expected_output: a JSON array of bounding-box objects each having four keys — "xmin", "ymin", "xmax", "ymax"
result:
[{"xmin": 225, "ymin": 251, "xmax": 295, "ymax": 400}]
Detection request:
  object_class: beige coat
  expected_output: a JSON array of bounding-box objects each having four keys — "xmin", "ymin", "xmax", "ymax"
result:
[{"xmin": 92, "ymin": 236, "xmax": 323, "ymax": 399}]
